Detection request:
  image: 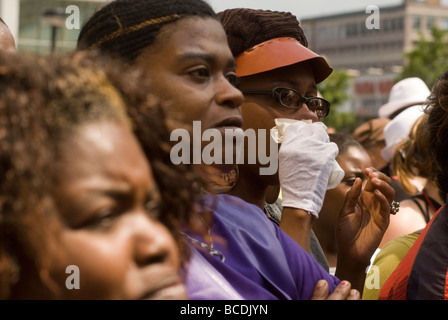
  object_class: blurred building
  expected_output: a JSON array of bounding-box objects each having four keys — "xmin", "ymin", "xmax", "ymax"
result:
[
  {"xmin": 301, "ymin": 0, "xmax": 448, "ymax": 119},
  {"xmin": 0, "ymin": 0, "xmax": 110, "ymax": 55},
  {"xmin": 2, "ymin": 0, "xmax": 447, "ymax": 119}
]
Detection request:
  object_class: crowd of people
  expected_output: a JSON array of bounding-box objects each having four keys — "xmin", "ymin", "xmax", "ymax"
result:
[{"xmin": 0, "ymin": 0, "xmax": 447, "ymax": 300}]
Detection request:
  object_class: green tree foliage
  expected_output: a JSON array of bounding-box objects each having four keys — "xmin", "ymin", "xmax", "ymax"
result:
[
  {"xmin": 397, "ymin": 26, "xmax": 448, "ymax": 89},
  {"xmin": 318, "ymin": 69, "xmax": 356, "ymax": 133}
]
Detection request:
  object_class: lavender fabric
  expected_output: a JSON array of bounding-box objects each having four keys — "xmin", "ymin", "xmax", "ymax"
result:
[
  {"xmin": 184, "ymin": 193, "xmax": 340, "ymax": 300},
  {"xmin": 184, "ymin": 247, "xmax": 243, "ymax": 300}
]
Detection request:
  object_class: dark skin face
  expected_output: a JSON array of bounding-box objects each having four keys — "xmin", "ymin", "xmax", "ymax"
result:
[
  {"xmin": 136, "ymin": 17, "xmax": 245, "ymax": 181},
  {"xmin": 314, "ymin": 145, "xmax": 372, "ymax": 266},
  {"xmin": 136, "ymin": 17, "xmax": 244, "ymax": 132},
  {"xmin": 239, "ymin": 61, "xmax": 320, "ymax": 127},
  {"xmin": 13, "ymin": 122, "xmax": 187, "ymax": 299},
  {"xmin": 229, "ymin": 61, "xmax": 321, "ymax": 205}
]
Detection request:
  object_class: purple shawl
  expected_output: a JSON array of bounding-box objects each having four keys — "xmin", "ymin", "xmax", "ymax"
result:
[{"xmin": 184, "ymin": 194, "xmax": 340, "ymax": 300}]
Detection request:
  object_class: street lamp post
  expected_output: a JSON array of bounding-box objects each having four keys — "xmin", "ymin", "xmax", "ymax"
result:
[{"xmin": 40, "ymin": 8, "xmax": 66, "ymax": 54}]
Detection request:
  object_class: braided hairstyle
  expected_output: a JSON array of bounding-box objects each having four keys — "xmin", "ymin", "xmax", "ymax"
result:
[
  {"xmin": 77, "ymin": 0, "xmax": 217, "ymax": 61},
  {"xmin": 217, "ymin": 8, "xmax": 309, "ymax": 58}
]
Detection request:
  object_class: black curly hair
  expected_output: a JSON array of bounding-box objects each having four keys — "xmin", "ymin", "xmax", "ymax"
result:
[
  {"xmin": 426, "ymin": 70, "xmax": 448, "ymax": 196},
  {"xmin": 0, "ymin": 50, "xmax": 201, "ymax": 298}
]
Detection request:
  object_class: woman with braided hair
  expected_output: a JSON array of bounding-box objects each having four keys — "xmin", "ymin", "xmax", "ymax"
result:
[
  {"xmin": 77, "ymin": 0, "xmax": 364, "ymax": 300},
  {"xmin": 77, "ymin": 0, "xmax": 243, "ymax": 132},
  {"xmin": 0, "ymin": 50, "xmax": 191, "ymax": 299},
  {"xmin": 218, "ymin": 8, "xmax": 395, "ymax": 295}
]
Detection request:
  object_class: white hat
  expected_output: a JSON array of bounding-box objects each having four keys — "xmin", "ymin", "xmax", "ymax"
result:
[
  {"xmin": 381, "ymin": 105, "xmax": 425, "ymax": 162},
  {"xmin": 378, "ymin": 77, "xmax": 430, "ymax": 119}
]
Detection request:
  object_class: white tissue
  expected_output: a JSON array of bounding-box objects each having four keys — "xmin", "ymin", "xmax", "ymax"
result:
[{"xmin": 271, "ymin": 118, "xmax": 344, "ymax": 190}]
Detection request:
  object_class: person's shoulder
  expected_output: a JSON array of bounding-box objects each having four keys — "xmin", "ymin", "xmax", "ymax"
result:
[
  {"xmin": 377, "ymin": 232, "xmax": 420, "ymax": 262},
  {"xmin": 202, "ymin": 193, "xmax": 253, "ymax": 210},
  {"xmin": 385, "ymin": 232, "xmax": 420, "ymax": 249},
  {"xmin": 388, "ymin": 199, "xmax": 428, "ymax": 227}
]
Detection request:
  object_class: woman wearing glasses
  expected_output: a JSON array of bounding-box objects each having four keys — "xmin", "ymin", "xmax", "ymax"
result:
[{"xmin": 218, "ymin": 8, "xmax": 395, "ymax": 294}]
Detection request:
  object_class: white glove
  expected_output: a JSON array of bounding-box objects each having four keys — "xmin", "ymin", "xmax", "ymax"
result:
[{"xmin": 274, "ymin": 119, "xmax": 342, "ymax": 217}]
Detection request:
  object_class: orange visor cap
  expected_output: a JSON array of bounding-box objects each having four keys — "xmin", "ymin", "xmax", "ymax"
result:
[{"xmin": 236, "ymin": 37, "xmax": 333, "ymax": 84}]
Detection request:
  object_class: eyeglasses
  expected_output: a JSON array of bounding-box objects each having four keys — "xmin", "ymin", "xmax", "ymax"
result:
[{"xmin": 242, "ymin": 87, "xmax": 330, "ymax": 119}]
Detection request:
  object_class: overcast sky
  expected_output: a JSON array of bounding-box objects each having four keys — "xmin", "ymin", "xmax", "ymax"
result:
[{"xmin": 206, "ymin": 0, "xmax": 403, "ymax": 19}]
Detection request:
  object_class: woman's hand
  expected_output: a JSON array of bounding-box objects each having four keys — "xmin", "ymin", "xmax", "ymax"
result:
[
  {"xmin": 311, "ymin": 280, "xmax": 360, "ymax": 300},
  {"xmin": 335, "ymin": 167, "xmax": 395, "ymax": 291}
]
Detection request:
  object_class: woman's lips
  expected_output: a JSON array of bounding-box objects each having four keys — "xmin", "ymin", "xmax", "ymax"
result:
[
  {"xmin": 142, "ymin": 282, "xmax": 187, "ymax": 300},
  {"xmin": 139, "ymin": 273, "xmax": 187, "ymax": 300},
  {"xmin": 213, "ymin": 116, "xmax": 243, "ymax": 130}
]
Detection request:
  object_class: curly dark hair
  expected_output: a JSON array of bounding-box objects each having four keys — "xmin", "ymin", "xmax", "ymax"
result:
[
  {"xmin": 390, "ymin": 114, "xmax": 436, "ymax": 194},
  {"xmin": 329, "ymin": 132, "xmax": 365, "ymax": 156},
  {"xmin": 426, "ymin": 70, "xmax": 448, "ymax": 196},
  {"xmin": 0, "ymin": 50, "xmax": 200, "ymax": 298},
  {"xmin": 77, "ymin": 0, "xmax": 217, "ymax": 62}
]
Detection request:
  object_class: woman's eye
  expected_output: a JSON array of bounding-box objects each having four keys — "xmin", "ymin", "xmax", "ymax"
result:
[
  {"xmin": 189, "ymin": 67, "xmax": 210, "ymax": 79},
  {"xmin": 145, "ymin": 200, "xmax": 161, "ymax": 219},
  {"xmin": 226, "ymin": 72, "xmax": 240, "ymax": 87},
  {"xmin": 85, "ymin": 207, "xmax": 118, "ymax": 231},
  {"xmin": 342, "ymin": 178, "xmax": 356, "ymax": 187}
]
